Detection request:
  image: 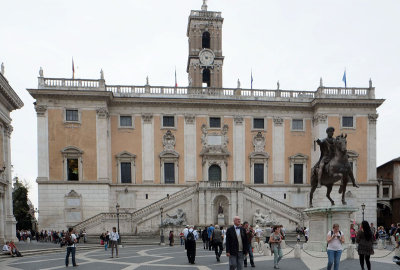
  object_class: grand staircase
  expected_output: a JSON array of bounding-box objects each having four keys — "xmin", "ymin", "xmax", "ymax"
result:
[{"xmin": 73, "ymin": 182, "xmax": 303, "ymax": 236}]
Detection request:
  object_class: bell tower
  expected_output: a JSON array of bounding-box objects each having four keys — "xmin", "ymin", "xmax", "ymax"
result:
[{"xmin": 187, "ymin": 1, "xmax": 224, "ymax": 88}]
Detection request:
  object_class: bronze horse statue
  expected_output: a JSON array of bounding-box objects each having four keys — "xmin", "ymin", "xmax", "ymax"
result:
[{"xmin": 309, "ymin": 134, "xmax": 359, "ymax": 207}]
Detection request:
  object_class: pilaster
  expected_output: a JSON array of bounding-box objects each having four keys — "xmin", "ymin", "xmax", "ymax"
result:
[
  {"xmin": 367, "ymin": 114, "xmax": 378, "ymax": 182},
  {"xmin": 199, "ymin": 190, "xmax": 206, "ymax": 224},
  {"xmin": 312, "ymin": 114, "xmax": 328, "ymax": 167},
  {"xmin": 233, "ymin": 115, "xmax": 245, "ymax": 182},
  {"xmin": 272, "ymin": 117, "xmax": 284, "ymax": 183},
  {"xmin": 184, "ymin": 114, "xmax": 196, "ymax": 183},
  {"xmin": 35, "ymin": 104, "xmax": 49, "ymax": 181},
  {"xmin": 142, "ymin": 114, "xmax": 154, "ymax": 182},
  {"xmin": 96, "ymin": 107, "xmax": 109, "ymax": 181}
]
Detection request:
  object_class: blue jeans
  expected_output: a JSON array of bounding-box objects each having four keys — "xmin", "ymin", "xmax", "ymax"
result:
[
  {"xmin": 273, "ymin": 246, "xmax": 283, "ymax": 266},
  {"xmin": 327, "ymin": 249, "xmax": 342, "ymax": 270},
  {"xmin": 65, "ymin": 246, "xmax": 76, "ymax": 266}
]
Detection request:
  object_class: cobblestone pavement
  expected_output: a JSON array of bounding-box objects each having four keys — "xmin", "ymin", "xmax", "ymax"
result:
[{"xmin": 0, "ymin": 244, "xmax": 397, "ymax": 270}]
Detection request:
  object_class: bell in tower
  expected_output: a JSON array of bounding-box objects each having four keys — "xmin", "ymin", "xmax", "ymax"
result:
[{"xmin": 187, "ymin": 1, "xmax": 224, "ymax": 88}]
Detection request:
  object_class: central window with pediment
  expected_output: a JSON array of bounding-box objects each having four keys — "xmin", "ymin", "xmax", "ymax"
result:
[{"xmin": 209, "ymin": 165, "xmax": 221, "ymax": 182}]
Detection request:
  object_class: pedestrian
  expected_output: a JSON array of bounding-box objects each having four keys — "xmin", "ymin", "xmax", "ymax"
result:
[
  {"xmin": 184, "ymin": 225, "xmax": 198, "ymax": 264},
  {"xmin": 202, "ymin": 227, "xmax": 209, "ymax": 249},
  {"xmin": 254, "ymin": 225, "xmax": 263, "ymax": 244},
  {"xmin": 179, "ymin": 231, "xmax": 185, "ymax": 246},
  {"xmin": 304, "ymin": 227, "xmax": 309, "ymax": 243},
  {"xmin": 65, "ymin": 227, "xmax": 78, "ymax": 267},
  {"xmin": 357, "ymin": 221, "xmax": 374, "ymax": 270},
  {"xmin": 169, "ymin": 231, "xmax": 174, "ymax": 246},
  {"xmin": 105, "ymin": 231, "xmax": 110, "ymax": 251},
  {"xmin": 226, "ymin": 216, "xmax": 249, "ymax": 270},
  {"xmin": 243, "ymin": 221, "xmax": 255, "ymax": 267},
  {"xmin": 370, "ymin": 223, "xmax": 376, "ymax": 242},
  {"xmin": 326, "ymin": 223, "xmax": 344, "ymax": 270},
  {"xmin": 269, "ymin": 225, "xmax": 283, "ymax": 269},
  {"xmin": 207, "ymin": 224, "xmax": 215, "ymax": 251},
  {"xmin": 221, "ymin": 226, "xmax": 227, "ymax": 249},
  {"xmin": 350, "ymin": 224, "xmax": 357, "ymax": 244},
  {"xmin": 109, "ymin": 227, "xmax": 119, "ymax": 258},
  {"xmin": 211, "ymin": 225, "xmax": 224, "ymax": 262},
  {"xmin": 297, "ymin": 233, "xmax": 301, "ymax": 243}
]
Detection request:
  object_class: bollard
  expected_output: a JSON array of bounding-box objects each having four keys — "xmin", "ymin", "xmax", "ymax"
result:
[
  {"xmin": 294, "ymin": 244, "xmax": 301, "ymax": 258},
  {"xmin": 280, "ymin": 240, "xmax": 286, "ymax": 249},
  {"xmin": 264, "ymin": 243, "xmax": 271, "ymax": 256},
  {"xmin": 347, "ymin": 244, "xmax": 355, "ymax": 259},
  {"xmin": 377, "ymin": 239, "xmax": 384, "ymax": 250}
]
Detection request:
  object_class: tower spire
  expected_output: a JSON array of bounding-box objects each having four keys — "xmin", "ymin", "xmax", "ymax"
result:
[{"xmin": 201, "ymin": 0, "xmax": 208, "ymax": 11}]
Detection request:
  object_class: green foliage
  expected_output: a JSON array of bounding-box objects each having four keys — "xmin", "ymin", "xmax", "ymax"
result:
[{"xmin": 12, "ymin": 179, "xmax": 32, "ymax": 230}]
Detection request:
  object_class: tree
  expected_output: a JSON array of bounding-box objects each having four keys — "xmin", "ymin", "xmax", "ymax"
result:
[{"xmin": 12, "ymin": 178, "xmax": 32, "ymax": 230}]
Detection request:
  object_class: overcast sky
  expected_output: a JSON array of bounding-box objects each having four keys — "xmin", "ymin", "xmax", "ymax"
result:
[{"xmin": 1, "ymin": 0, "xmax": 399, "ymax": 208}]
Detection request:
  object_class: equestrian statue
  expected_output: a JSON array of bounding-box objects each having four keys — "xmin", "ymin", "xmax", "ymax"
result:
[{"xmin": 309, "ymin": 127, "xmax": 359, "ymax": 207}]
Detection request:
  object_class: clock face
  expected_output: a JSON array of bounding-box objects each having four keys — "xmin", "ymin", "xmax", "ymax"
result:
[{"xmin": 199, "ymin": 50, "xmax": 214, "ymax": 66}]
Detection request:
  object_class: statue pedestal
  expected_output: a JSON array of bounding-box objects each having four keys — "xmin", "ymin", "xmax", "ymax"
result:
[
  {"xmin": 303, "ymin": 206, "xmax": 358, "ymax": 252},
  {"xmin": 217, "ymin": 214, "xmax": 225, "ymax": 226}
]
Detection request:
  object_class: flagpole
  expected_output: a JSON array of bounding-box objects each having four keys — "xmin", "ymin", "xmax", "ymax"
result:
[
  {"xmin": 251, "ymin": 69, "xmax": 253, "ymax": 90},
  {"xmin": 72, "ymin": 57, "xmax": 75, "ymax": 80}
]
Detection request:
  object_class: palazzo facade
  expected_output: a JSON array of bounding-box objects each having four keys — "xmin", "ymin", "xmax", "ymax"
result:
[
  {"xmin": 28, "ymin": 3, "xmax": 383, "ymax": 233},
  {"xmin": 0, "ymin": 65, "xmax": 23, "ymax": 242}
]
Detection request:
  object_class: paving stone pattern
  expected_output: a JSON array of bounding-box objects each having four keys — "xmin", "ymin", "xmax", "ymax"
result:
[{"xmin": 0, "ymin": 244, "xmax": 397, "ymax": 270}]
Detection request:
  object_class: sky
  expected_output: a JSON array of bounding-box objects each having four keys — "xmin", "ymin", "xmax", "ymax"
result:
[{"xmin": 1, "ymin": 0, "xmax": 400, "ymax": 208}]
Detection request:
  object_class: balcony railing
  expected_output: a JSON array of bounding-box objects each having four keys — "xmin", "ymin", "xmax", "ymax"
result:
[
  {"xmin": 37, "ymin": 77, "xmax": 375, "ymax": 100},
  {"xmin": 198, "ymin": 181, "xmax": 244, "ymax": 190}
]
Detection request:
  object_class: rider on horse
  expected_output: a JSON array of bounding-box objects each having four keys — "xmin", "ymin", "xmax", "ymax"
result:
[{"xmin": 316, "ymin": 127, "xmax": 336, "ymax": 188}]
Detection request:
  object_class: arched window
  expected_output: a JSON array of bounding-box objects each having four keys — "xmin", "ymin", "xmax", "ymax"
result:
[
  {"xmin": 202, "ymin": 31, "xmax": 210, "ymax": 49},
  {"xmin": 203, "ymin": 68, "xmax": 211, "ymax": 87},
  {"xmin": 209, "ymin": 165, "xmax": 221, "ymax": 182}
]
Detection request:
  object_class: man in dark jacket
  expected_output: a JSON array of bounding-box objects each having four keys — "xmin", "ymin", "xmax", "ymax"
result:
[{"xmin": 226, "ymin": 216, "xmax": 248, "ymax": 270}]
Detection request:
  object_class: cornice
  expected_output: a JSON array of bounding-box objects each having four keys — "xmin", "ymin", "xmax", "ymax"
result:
[
  {"xmin": 0, "ymin": 73, "xmax": 24, "ymax": 110},
  {"xmin": 311, "ymin": 98, "xmax": 385, "ymax": 109}
]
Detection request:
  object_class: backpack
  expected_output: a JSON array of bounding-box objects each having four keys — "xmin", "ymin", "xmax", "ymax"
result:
[
  {"xmin": 187, "ymin": 231, "xmax": 195, "ymax": 242},
  {"xmin": 65, "ymin": 233, "xmax": 74, "ymax": 246}
]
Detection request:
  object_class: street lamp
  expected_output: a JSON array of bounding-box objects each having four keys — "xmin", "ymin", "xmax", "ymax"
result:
[
  {"xmin": 160, "ymin": 207, "xmax": 165, "ymax": 245},
  {"xmin": 116, "ymin": 203, "xmax": 121, "ymax": 244},
  {"xmin": 361, "ymin": 203, "xmax": 366, "ymax": 221}
]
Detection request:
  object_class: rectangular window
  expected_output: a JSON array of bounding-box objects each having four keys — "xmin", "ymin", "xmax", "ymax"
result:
[
  {"xmin": 163, "ymin": 116, "xmax": 175, "ymax": 127},
  {"xmin": 209, "ymin": 117, "xmax": 221, "ymax": 128},
  {"xmin": 67, "ymin": 158, "xmax": 79, "ymax": 181},
  {"xmin": 253, "ymin": 118, "xmax": 264, "ymax": 129},
  {"xmin": 383, "ymin": 187, "xmax": 390, "ymax": 198},
  {"xmin": 254, "ymin": 164, "xmax": 264, "ymax": 184},
  {"xmin": 164, "ymin": 163, "xmax": 175, "ymax": 184},
  {"xmin": 66, "ymin": 110, "xmax": 79, "ymax": 122},
  {"xmin": 121, "ymin": 162, "xmax": 132, "ymax": 183},
  {"xmin": 294, "ymin": 164, "xmax": 303, "ymax": 184},
  {"xmin": 120, "ymin": 116, "xmax": 132, "ymax": 127},
  {"xmin": 292, "ymin": 119, "xmax": 303, "ymax": 131},
  {"xmin": 342, "ymin": 116, "xmax": 354, "ymax": 128}
]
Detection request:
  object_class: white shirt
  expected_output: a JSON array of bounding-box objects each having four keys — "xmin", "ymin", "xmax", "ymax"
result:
[
  {"xmin": 110, "ymin": 231, "xmax": 119, "ymax": 241},
  {"xmin": 304, "ymin": 228, "xmax": 309, "ymax": 237},
  {"xmin": 327, "ymin": 231, "xmax": 343, "ymax": 251},
  {"xmin": 255, "ymin": 228, "xmax": 263, "ymax": 237},
  {"xmin": 67, "ymin": 233, "xmax": 77, "ymax": 247},
  {"xmin": 184, "ymin": 228, "xmax": 199, "ymax": 240},
  {"xmin": 2, "ymin": 245, "xmax": 10, "ymax": 252}
]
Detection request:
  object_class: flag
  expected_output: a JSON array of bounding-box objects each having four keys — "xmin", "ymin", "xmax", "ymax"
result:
[
  {"xmin": 72, "ymin": 58, "xmax": 75, "ymax": 79},
  {"xmin": 251, "ymin": 69, "xmax": 254, "ymax": 89},
  {"xmin": 342, "ymin": 70, "xmax": 347, "ymax": 88},
  {"xmin": 175, "ymin": 67, "xmax": 178, "ymax": 87}
]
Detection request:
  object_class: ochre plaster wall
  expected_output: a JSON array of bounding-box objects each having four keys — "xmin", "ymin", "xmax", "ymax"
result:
[
  {"xmin": 110, "ymin": 115, "xmax": 142, "ymax": 184},
  {"xmin": 48, "ymin": 109, "xmax": 97, "ymax": 181},
  {"xmin": 176, "ymin": 116, "xmax": 185, "ymax": 184},
  {"xmin": 284, "ymin": 119, "xmax": 312, "ymax": 184},
  {"xmin": 225, "ymin": 117, "xmax": 233, "ymax": 181},
  {"xmin": 196, "ymin": 117, "xmax": 207, "ymax": 181},
  {"xmin": 327, "ymin": 116, "xmax": 368, "ymax": 183}
]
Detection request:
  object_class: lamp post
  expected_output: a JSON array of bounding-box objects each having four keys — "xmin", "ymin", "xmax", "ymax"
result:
[
  {"xmin": 160, "ymin": 207, "xmax": 165, "ymax": 245},
  {"xmin": 361, "ymin": 203, "xmax": 366, "ymax": 221},
  {"xmin": 116, "ymin": 203, "xmax": 121, "ymax": 245}
]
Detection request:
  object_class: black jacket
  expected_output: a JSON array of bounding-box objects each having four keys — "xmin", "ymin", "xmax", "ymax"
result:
[{"xmin": 226, "ymin": 225, "xmax": 249, "ymax": 256}]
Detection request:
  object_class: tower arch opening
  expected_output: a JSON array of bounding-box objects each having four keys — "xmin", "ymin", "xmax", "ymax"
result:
[{"xmin": 202, "ymin": 31, "xmax": 211, "ymax": 49}]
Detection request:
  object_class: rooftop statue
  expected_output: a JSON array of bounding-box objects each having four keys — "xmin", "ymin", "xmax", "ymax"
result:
[{"xmin": 309, "ymin": 127, "xmax": 360, "ymax": 207}]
